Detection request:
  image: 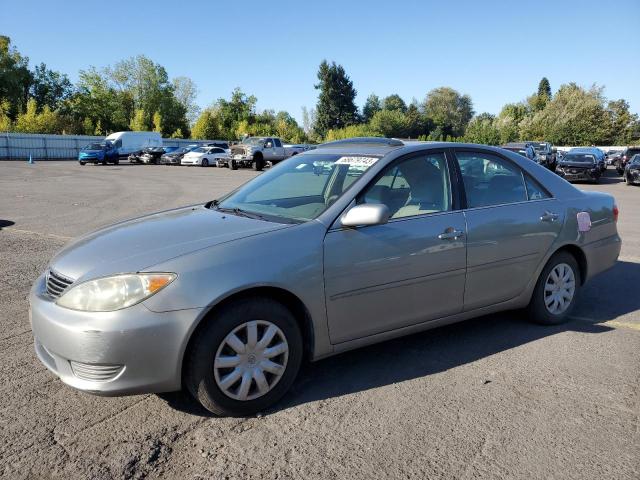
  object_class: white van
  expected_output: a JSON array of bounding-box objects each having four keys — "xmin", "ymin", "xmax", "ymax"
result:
[{"xmin": 105, "ymin": 131, "xmax": 162, "ymax": 158}]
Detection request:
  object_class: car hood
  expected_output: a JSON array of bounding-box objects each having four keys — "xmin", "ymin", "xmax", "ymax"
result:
[
  {"xmin": 184, "ymin": 152, "xmax": 203, "ymax": 158},
  {"xmin": 50, "ymin": 206, "xmax": 291, "ymax": 282}
]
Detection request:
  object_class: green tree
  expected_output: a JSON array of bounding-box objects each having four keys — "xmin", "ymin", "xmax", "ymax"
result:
[
  {"xmin": 362, "ymin": 94, "xmax": 381, "ymax": 122},
  {"xmin": 519, "ymin": 83, "xmax": 612, "ymax": 145},
  {"xmin": 325, "ymin": 124, "xmax": 378, "ymax": 141},
  {"xmin": 191, "ymin": 109, "xmax": 220, "ymax": 140},
  {"xmin": 0, "ymin": 36, "xmax": 32, "ymax": 119},
  {"xmin": 129, "ymin": 109, "xmax": 147, "ymax": 131},
  {"xmin": 314, "ymin": 60, "xmax": 358, "ymax": 138},
  {"xmin": 495, "ymin": 102, "xmax": 529, "ymax": 143},
  {"xmin": 369, "ymin": 109, "xmax": 408, "ymax": 138},
  {"xmin": 14, "ymin": 98, "xmax": 60, "ymax": 133},
  {"xmin": 30, "ymin": 63, "xmax": 73, "ymax": 112},
  {"xmin": 382, "ymin": 94, "xmax": 407, "ymax": 113},
  {"xmin": 464, "ymin": 113, "xmax": 501, "ymax": 145},
  {"xmin": 423, "ymin": 87, "xmax": 474, "ymax": 138},
  {"xmin": 0, "ymin": 100, "xmax": 12, "ymax": 131},
  {"xmin": 606, "ymin": 99, "xmax": 638, "ymax": 144},
  {"xmin": 172, "ymin": 76, "xmax": 200, "ymax": 124},
  {"xmin": 538, "ymin": 77, "xmax": 552, "ymax": 100},
  {"xmin": 152, "ymin": 111, "xmax": 162, "ymax": 133}
]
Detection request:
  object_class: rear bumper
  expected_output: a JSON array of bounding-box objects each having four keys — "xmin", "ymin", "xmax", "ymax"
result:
[
  {"xmin": 582, "ymin": 234, "xmax": 621, "ymax": 283},
  {"xmin": 29, "ymin": 274, "xmax": 202, "ymax": 395}
]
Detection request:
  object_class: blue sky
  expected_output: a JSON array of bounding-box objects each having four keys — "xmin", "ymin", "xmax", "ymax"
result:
[{"xmin": 2, "ymin": 0, "xmax": 639, "ymax": 122}]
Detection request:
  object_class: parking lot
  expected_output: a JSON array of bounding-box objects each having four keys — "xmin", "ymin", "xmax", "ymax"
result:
[{"xmin": 0, "ymin": 161, "xmax": 638, "ymax": 480}]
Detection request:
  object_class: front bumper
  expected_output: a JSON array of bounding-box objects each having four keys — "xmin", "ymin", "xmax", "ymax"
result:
[
  {"xmin": 29, "ymin": 274, "xmax": 202, "ymax": 395},
  {"xmin": 557, "ymin": 168, "xmax": 600, "ymax": 182}
]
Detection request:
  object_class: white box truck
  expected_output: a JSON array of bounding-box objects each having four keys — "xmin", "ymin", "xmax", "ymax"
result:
[{"xmin": 105, "ymin": 131, "xmax": 162, "ymax": 159}]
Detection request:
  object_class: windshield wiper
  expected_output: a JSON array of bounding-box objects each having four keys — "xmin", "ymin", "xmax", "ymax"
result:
[{"xmin": 215, "ymin": 205, "xmax": 267, "ymax": 220}]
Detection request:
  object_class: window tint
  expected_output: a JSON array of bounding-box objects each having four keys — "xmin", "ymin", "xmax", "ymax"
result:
[
  {"xmin": 274, "ymin": 138, "xmax": 282, "ymax": 147},
  {"xmin": 360, "ymin": 153, "xmax": 450, "ymax": 219},
  {"xmin": 456, "ymin": 151, "xmax": 527, "ymax": 208},
  {"xmin": 524, "ymin": 174, "xmax": 550, "ymax": 200},
  {"xmin": 211, "ymin": 148, "xmax": 224, "ymax": 153}
]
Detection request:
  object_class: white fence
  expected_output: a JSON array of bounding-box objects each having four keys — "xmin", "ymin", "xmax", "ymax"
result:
[{"xmin": 0, "ymin": 133, "xmax": 222, "ymax": 160}]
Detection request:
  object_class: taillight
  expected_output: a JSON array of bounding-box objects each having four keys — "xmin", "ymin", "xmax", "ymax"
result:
[{"xmin": 613, "ymin": 204, "xmax": 619, "ymax": 222}]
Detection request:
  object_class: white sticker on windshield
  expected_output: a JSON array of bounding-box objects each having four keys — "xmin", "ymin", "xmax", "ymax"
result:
[{"xmin": 335, "ymin": 156, "xmax": 379, "ymax": 168}]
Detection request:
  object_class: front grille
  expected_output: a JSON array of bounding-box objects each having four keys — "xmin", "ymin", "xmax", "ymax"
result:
[
  {"xmin": 70, "ymin": 361, "xmax": 124, "ymax": 382},
  {"xmin": 46, "ymin": 269, "xmax": 74, "ymax": 299}
]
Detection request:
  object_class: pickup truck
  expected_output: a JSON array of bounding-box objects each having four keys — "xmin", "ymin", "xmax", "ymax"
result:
[{"xmin": 221, "ymin": 137, "xmax": 302, "ymax": 170}]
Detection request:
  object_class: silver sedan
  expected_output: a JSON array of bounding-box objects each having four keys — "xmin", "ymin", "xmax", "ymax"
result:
[{"xmin": 30, "ymin": 138, "xmax": 621, "ymax": 416}]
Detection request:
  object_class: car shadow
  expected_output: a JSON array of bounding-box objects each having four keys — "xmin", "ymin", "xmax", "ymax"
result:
[
  {"xmin": 158, "ymin": 260, "xmax": 639, "ymax": 418},
  {"xmin": 0, "ymin": 220, "xmax": 15, "ymax": 230}
]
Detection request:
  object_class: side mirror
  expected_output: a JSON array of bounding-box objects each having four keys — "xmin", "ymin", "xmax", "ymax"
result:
[{"xmin": 340, "ymin": 204, "xmax": 390, "ymax": 228}]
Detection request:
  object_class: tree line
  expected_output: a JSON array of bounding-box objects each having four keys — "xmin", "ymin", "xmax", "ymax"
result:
[{"xmin": 1, "ymin": 36, "xmax": 638, "ymax": 145}]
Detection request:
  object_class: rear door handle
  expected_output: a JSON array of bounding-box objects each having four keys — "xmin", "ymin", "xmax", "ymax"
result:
[
  {"xmin": 540, "ymin": 211, "xmax": 559, "ymax": 222},
  {"xmin": 438, "ymin": 229, "xmax": 464, "ymax": 240}
]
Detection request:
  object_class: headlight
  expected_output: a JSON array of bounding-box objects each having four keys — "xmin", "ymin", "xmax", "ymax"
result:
[{"xmin": 56, "ymin": 273, "xmax": 176, "ymax": 312}]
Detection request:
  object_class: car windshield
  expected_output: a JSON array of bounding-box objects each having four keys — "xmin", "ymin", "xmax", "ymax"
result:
[
  {"xmin": 564, "ymin": 154, "xmax": 595, "ymax": 163},
  {"xmin": 630, "ymin": 156, "xmax": 640, "ymax": 165},
  {"xmin": 84, "ymin": 143, "xmax": 105, "ymax": 150},
  {"xmin": 216, "ymin": 153, "xmax": 381, "ymax": 223},
  {"xmin": 242, "ymin": 137, "xmax": 266, "ymax": 145},
  {"xmin": 533, "ymin": 144, "xmax": 547, "ymax": 152}
]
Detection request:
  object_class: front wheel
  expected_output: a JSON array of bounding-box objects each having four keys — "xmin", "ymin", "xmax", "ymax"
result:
[
  {"xmin": 253, "ymin": 155, "xmax": 264, "ymax": 171},
  {"xmin": 79, "ymin": 161, "xmax": 86, "ymax": 166},
  {"xmin": 201, "ymin": 158, "xmax": 209, "ymax": 167},
  {"xmin": 527, "ymin": 252, "xmax": 580, "ymax": 325},
  {"xmin": 185, "ymin": 298, "xmax": 303, "ymax": 416},
  {"xmin": 230, "ymin": 159, "xmax": 238, "ymax": 170}
]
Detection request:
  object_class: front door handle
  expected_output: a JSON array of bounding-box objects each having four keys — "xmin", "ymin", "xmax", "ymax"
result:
[
  {"xmin": 540, "ymin": 211, "xmax": 559, "ymax": 222},
  {"xmin": 438, "ymin": 228, "xmax": 464, "ymax": 240}
]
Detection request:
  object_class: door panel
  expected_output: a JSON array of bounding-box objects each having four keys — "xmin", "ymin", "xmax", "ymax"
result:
[{"xmin": 324, "ymin": 212, "xmax": 467, "ymax": 344}]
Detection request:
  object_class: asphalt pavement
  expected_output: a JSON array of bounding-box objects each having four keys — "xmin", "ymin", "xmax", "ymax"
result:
[{"xmin": 0, "ymin": 161, "xmax": 638, "ymax": 480}]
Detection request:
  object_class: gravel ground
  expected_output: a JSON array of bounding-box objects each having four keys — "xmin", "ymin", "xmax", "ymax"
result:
[{"xmin": 0, "ymin": 161, "xmax": 638, "ymax": 480}]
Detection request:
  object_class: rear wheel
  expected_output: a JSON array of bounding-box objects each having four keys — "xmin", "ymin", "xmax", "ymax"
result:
[
  {"xmin": 185, "ymin": 298, "xmax": 303, "ymax": 416},
  {"xmin": 527, "ymin": 252, "xmax": 580, "ymax": 325}
]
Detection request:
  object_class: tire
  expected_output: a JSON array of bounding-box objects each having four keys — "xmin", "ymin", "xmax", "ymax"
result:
[
  {"xmin": 527, "ymin": 251, "xmax": 581, "ymax": 325},
  {"xmin": 79, "ymin": 161, "xmax": 86, "ymax": 166},
  {"xmin": 201, "ymin": 158, "xmax": 209, "ymax": 167},
  {"xmin": 230, "ymin": 159, "xmax": 238, "ymax": 170},
  {"xmin": 253, "ymin": 154, "xmax": 264, "ymax": 171},
  {"xmin": 113, "ymin": 157, "xmax": 119, "ymax": 165},
  {"xmin": 626, "ymin": 175, "xmax": 632, "ymax": 185},
  {"xmin": 185, "ymin": 297, "xmax": 303, "ymax": 417}
]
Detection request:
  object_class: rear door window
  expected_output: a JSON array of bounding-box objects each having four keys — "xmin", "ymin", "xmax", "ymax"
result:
[{"xmin": 455, "ymin": 151, "xmax": 527, "ymax": 208}]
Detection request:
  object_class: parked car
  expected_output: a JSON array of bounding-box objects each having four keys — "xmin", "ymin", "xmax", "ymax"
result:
[
  {"xmin": 159, "ymin": 145, "xmax": 201, "ymax": 165},
  {"xmin": 105, "ymin": 131, "xmax": 162, "ymax": 159},
  {"xmin": 623, "ymin": 154, "xmax": 640, "ymax": 185},
  {"xmin": 31, "ymin": 137, "xmax": 620, "ymax": 416},
  {"xmin": 606, "ymin": 150, "xmax": 622, "ymax": 166},
  {"xmin": 569, "ymin": 147, "xmax": 606, "ymax": 172},
  {"xmin": 528, "ymin": 141, "xmax": 557, "ymax": 170},
  {"xmin": 556, "ymin": 152, "xmax": 601, "ymax": 183},
  {"xmin": 128, "ymin": 148, "xmax": 151, "ymax": 164},
  {"xmin": 140, "ymin": 146, "xmax": 180, "ymax": 164},
  {"xmin": 181, "ymin": 146, "xmax": 228, "ymax": 167},
  {"xmin": 227, "ymin": 137, "xmax": 293, "ymax": 170},
  {"xmin": 78, "ymin": 141, "xmax": 119, "ymax": 165},
  {"xmin": 204, "ymin": 141, "xmax": 231, "ymax": 152},
  {"xmin": 615, "ymin": 147, "xmax": 640, "ymax": 175},
  {"xmin": 501, "ymin": 143, "xmax": 539, "ymax": 163}
]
